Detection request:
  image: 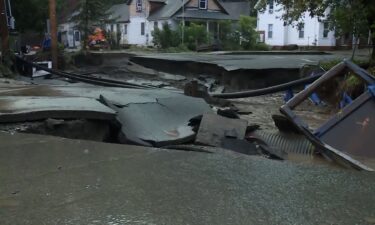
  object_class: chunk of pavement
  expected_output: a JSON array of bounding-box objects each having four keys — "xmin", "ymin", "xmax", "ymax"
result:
[
  {"xmin": 272, "ymin": 114, "xmax": 301, "ymax": 134},
  {"xmin": 220, "ymin": 138, "xmax": 259, "ymax": 155},
  {"xmin": 23, "ymin": 119, "xmax": 111, "ymax": 142},
  {"xmin": 159, "ymin": 73, "xmax": 187, "ymax": 81},
  {"xmin": 0, "ymin": 96, "xmax": 116, "ymax": 123},
  {"xmin": 217, "ymin": 108, "xmax": 240, "ymax": 119},
  {"xmin": 126, "ymin": 79, "xmax": 169, "ymax": 87},
  {"xmin": 196, "ymin": 113, "xmax": 248, "ymax": 147},
  {"xmin": 101, "ymin": 94, "xmax": 212, "ymax": 147}
]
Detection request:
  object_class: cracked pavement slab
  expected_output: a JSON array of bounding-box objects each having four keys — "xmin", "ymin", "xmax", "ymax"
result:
[
  {"xmin": 102, "ymin": 95, "xmax": 212, "ymax": 147},
  {"xmin": 0, "ymin": 96, "xmax": 116, "ymax": 122}
]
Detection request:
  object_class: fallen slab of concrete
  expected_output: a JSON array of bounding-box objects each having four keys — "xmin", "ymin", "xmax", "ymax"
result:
[
  {"xmin": 0, "ymin": 96, "xmax": 116, "ymax": 123},
  {"xmin": 101, "ymin": 95, "xmax": 212, "ymax": 147},
  {"xmin": 196, "ymin": 113, "xmax": 248, "ymax": 147}
]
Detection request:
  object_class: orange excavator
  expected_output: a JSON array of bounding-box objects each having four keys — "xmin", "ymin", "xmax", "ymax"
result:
[{"xmin": 88, "ymin": 28, "xmax": 109, "ymax": 50}]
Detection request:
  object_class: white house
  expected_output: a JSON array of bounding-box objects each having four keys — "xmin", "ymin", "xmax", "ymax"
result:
[
  {"xmin": 105, "ymin": 0, "xmax": 249, "ymax": 46},
  {"xmin": 58, "ymin": 13, "xmax": 82, "ymax": 49},
  {"xmin": 59, "ymin": 0, "xmax": 249, "ymax": 48},
  {"xmin": 105, "ymin": 3, "xmax": 130, "ymax": 45},
  {"xmin": 255, "ymin": 0, "xmax": 336, "ymax": 49}
]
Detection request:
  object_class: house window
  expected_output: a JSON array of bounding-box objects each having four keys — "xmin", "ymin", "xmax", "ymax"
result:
[
  {"xmin": 74, "ymin": 31, "xmax": 80, "ymax": 42},
  {"xmin": 323, "ymin": 22, "xmax": 329, "ymax": 38},
  {"xmin": 154, "ymin": 21, "xmax": 158, "ymax": 30},
  {"xmin": 199, "ymin": 0, "xmax": 208, "ymax": 9},
  {"xmin": 136, "ymin": 0, "xmax": 142, "ymax": 12},
  {"xmin": 298, "ymin": 23, "xmax": 305, "ymax": 38},
  {"xmin": 268, "ymin": 0, "xmax": 274, "ymax": 13},
  {"xmin": 268, "ymin": 24, "xmax": 273, "ymax": 39},
  {"xmin": 124, "ymin": 24, "xmax": 127, "ymax": 35},
  {"xmin": 141, "ymin": 22, "xmax": 145, "ymax": 35}
]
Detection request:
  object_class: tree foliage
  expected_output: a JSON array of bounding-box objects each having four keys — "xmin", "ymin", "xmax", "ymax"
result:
[
  {"xmin": 11, "ymin": 0, "xmax": 122, "ymax": 34},
  {"xmin": 12, "ymin": 0, "xmax": 65, "ymax": 33},
  {"xmin": 152, "ymin": 22, "xmax": 180, "ymax": 49},
  {"xmin": 238, "ymin": 15, "xmax": 258, "ymax": 50}
]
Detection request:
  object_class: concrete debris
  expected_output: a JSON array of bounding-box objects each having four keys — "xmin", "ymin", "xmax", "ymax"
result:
[
  {"xmin": 158, "ymin": 73, "xmax": 187, "ymax": 81},
  {"xmin": 0, "ymin": 96, "xmax": 116, "ymax": 123},
  {"xmin": 272, "ymin": 114, "xmax": 301, "ymax": 134},
  {"xmin": 281, "ymin": 60, "xmax": 375, "ymax": 171},
  {"xmin": 101, "ymin": 95, "xmax": 212, "ymax": 147},
  {"xmin": 20, "ymin": 119, "xmax": 112, "ymax": 142},
  {"xmin": 220, "ymin": 138, "xmax": 259, "ymax": 155},
  {"xmin": 126, "ymin": 79, "xmax": 169, "ymax": 87},
  {"xmin": 196, "ymin": 113, "xmax": 248, "ymax": 147}
]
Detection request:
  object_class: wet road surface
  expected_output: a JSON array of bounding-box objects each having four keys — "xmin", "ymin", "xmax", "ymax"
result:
[{"xmin": 0, "ymin": 132, "xmax": 374, "ymax": 225}]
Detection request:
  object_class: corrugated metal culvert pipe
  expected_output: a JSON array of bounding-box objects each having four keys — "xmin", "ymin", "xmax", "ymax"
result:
[{"xmin": 252, "ymin": 131, "xmax": 316, "ymax": 156}]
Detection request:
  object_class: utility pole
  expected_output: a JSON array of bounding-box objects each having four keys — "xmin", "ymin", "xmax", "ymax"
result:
[
  {"xmin": 49, "ymin": 0, "xmax": 58, "ymax": 69},
  {"xmin": 181, "ymin": 0, "xmax": 185, "ymax": 45},
  {"xmin": 0, "ymin": 0, "xmax": 10, "ymax": 64}
]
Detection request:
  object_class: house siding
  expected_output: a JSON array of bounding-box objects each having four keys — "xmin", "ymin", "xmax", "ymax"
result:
[
  {"xmin": 257, "ymin": 2, "xmax": 336, "ymax": 47},
  {"xmin": 186, "ymin": 0, "xmax": 221, "ymax": 11},
  {"xmin": 58, "ymin": 22, "xmax": 81, "ymax": 49}
]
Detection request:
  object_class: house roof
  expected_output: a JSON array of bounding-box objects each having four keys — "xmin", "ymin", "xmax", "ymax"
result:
[
  {"xmin": 221, "ymin": 1, "xmax": 250, "ymax": 19},
  {"xmin": 148, "ymin": 0, "xmax": 189, "ymax": 21},
  {"xmin": 148, "ymin": 0, "xmax": 247, "ymax": 21},
  {"xmin": 58, "ymin": 0, "xmax": 80, "ymax": 23},
  {"xmin": 175, "ymin": 10, "xmax": 232, "ymax": 20},
  {"xmin": 106, "ymin": 3, "xmax": 130, "ymax": 23}
]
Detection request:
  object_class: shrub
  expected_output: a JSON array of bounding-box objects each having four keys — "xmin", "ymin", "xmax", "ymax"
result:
[
  {"xmin": 252, "ymin": 43, "xmax": 270, "ymax": 51},
  {"xmin": 183, "ymin": 23, "xmax": 208, "ymax": 50},
  {"xmin": 152, "ymin": 22, "xmax": 180, "ymax": 49},
  {"xmin": 238, "ymin": 16, "xmax": 258, "ymax": 50}
]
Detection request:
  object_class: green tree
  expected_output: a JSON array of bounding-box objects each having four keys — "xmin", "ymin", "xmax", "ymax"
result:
[
  {"xmin": 258, "ymin": 0, "xmax": 375, "ymax": 63},
  {"xmin": 237, "ymin": 15, "xmax": 258, "ymax": 50},
  {"xmin": 12, "ymin": 0, "xmax": 65, "ymax": 33},
  {"xmin": 152, "ymin": 22, "xmax": 180, "ymax": 49},
  {"xmin": 184, "ymin": 23, "xmax": 208, "ymax": 50},
  {"xmin": 71, "ymin": 0, "xmax": 110, "ymax": 50}
]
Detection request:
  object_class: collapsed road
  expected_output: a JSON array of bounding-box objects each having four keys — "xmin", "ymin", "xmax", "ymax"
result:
[
  {"xmin": 6, "ymin": 56, "xmax": 375, "ymax": 171},
  {"xmin": 1, "ymin": 53, "xmax": 375, "ymax": 224}
]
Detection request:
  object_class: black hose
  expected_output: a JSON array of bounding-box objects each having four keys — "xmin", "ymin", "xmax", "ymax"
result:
[
  {"xmin": 210, "ymin": 72, "xmax": 325, "ymax": 99},
  {"xmin": 16, "ymin": 56, "xmax": 156, "ymax": 89}
]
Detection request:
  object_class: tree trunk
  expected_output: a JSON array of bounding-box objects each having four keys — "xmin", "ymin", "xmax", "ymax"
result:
[
  {"xmin": 351, "ymin": 35, "xmax": 359, "ymax": 60},
  {"xmin": 49, "ymin": 0, "xmax": 58, "ymax": 69},
  {"xmin": 371, "ymin": 33, "xmax": 375, "ymax": 66},
  {"xmin": 0, "ymin": 0, "xmax": 10, "ymax": 64},
  {"xmin": 83, "ymin": 0, "xmax": 89, "ymax": 51}
]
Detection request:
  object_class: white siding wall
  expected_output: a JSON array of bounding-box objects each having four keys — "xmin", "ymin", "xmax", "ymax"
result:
[
  {"xmin": 257, "ymin": 3, "xmax": 286, "ymax": 46},
  {"xmin": 257, "ymin": 2, "xmax": 336, "ymax": 47},
  {"xmin": 317, "ymin": 22, "xmax": 336, "ymax": 46},
  {"xmin": 128, "ymin": 17, "xmax": 149, "ymax": 45},
  {"xmin": 286, "ymin": 12, "xmax": 319, "ymax": 46},
  {"xmin": 58, "ymin": 22, "xmax": 81, "ymax": 49}
]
